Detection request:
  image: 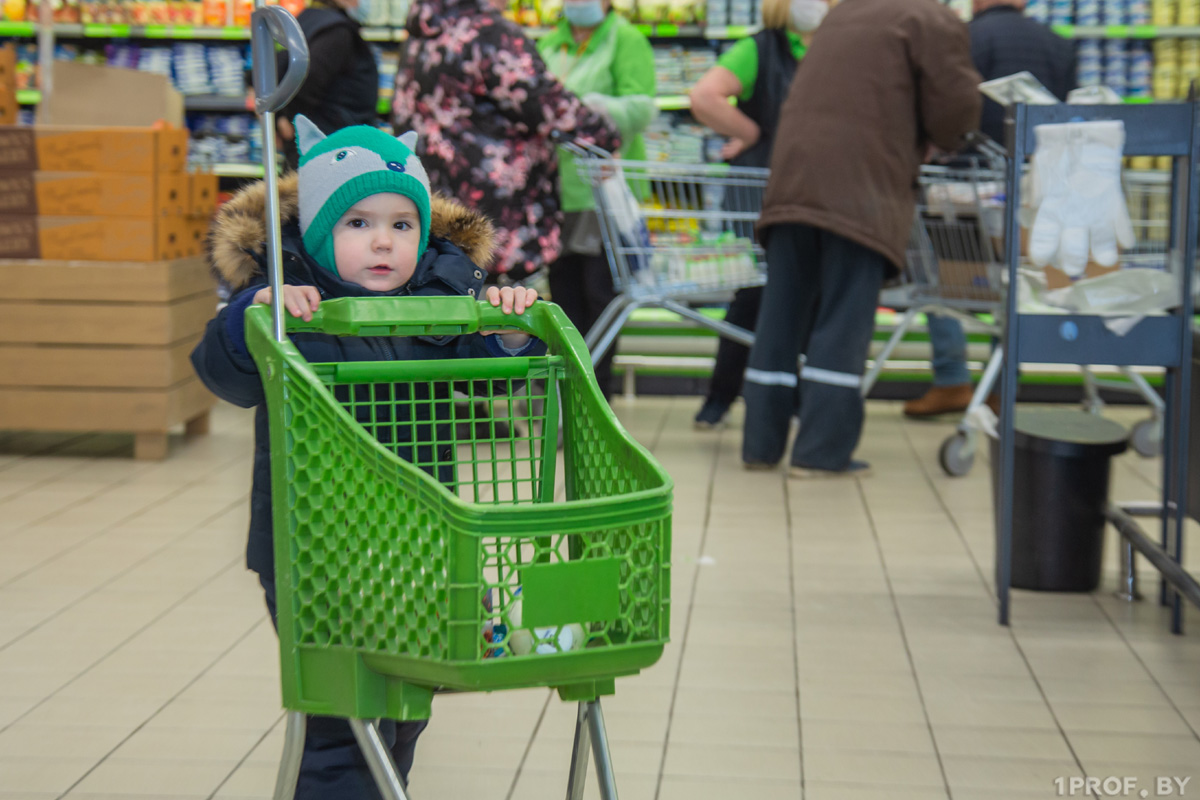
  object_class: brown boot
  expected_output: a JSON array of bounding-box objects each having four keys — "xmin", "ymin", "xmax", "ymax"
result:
[{"xmin": 903, "ymin": 384, "xmax": 974, "ymax": 418}]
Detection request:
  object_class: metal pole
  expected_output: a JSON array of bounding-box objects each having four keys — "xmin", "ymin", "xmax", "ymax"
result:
[
  {"xmin": 349, "ymin": 719, "xmax": 411, "ymax": 800},
  {"xmin": 565, "ymin": 702, "xmax": 592, "ymax": 800},
  {"xmin": 1108, "ymin": 505, "xmax": 1200, "ymax": 610},
  {"xmin": 36, "ymin": 0, "xmax": 53, "ymax": 106},
  {"xmin": 586, "ymin": 700, "xmax": 620, "ymax": 800},
  {"xmin": 996, "ymin": 103, "xmax": 1026, "ymax": 626},
  {"xmin": 271, "ymin": 711, "xmax": 306, "ymax": 800}
]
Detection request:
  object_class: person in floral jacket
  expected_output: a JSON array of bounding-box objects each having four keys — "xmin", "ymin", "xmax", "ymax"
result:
[{"xmin": 392, "ymin": 0, "xmax": 620, "ymax": 278}]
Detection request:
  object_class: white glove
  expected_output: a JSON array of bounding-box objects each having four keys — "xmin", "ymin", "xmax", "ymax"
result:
[{"xmin": 1029, "ymin": 121, "xmax": 1134, "ymax": 277}]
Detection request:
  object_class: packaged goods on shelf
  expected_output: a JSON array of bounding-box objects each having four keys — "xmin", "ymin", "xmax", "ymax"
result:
[
  {"xmin": 653, "ymin": 45, "xmax": 714, "ymax": 94},
  {"xmin": 0, "ymin": 170, "xmax": 190, "ymax": 216}
]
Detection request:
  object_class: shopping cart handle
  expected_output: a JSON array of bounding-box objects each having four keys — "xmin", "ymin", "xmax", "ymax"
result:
[
  {"xmin": 251, "ymin": 5, "xmax": 308, "ymax": 115},
  {"xmin": 285, "ymin": 296, "xmax": 548, "ymax": 339}
]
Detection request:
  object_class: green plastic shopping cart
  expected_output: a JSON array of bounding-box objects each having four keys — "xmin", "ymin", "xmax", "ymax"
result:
[{"xmin": 246, "ymin": 9, "xmax": 671, "ymax": 796}]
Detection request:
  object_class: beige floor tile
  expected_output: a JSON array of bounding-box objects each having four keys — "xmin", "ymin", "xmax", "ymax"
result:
[
  {"xmin": 210, "ymin": 760, "xmax": 280, "ymax": 798},
  {"xmin": 669, "ymin": 709, "xmax": 799, "ymax": 747},
  {"xmin": 68, "ymin": 758, "xmax": 235, "ymax": 796},
  {"xmin": 941, "ymin": 755, "xmax": 1084, "ymax": 793},
  {"xmin": 110, "ymin": 726, "xmax": 267, "ymax": 762},
  {"xmin": 803, "ymin": 750, "xmax": 944, "ymax": 788},
  {"xmin": 1066, "ymin": 731, "xmax": 1200, "ymax": 765},
  {"xmin": 509, "ymin": 768, "xmax": 658, "ymax": 800},
  {"xmin": 932, "ymin": 726, "xmax": 1074, "ymax": 760},
  {"xmin": 802, "ymin": 721, "xmax": 935, "ymax": 755},
  {"xmin": 1053, "ymin": 702, "xmax": 1194, "ymax": 736},
  {"xmin": 403, "ymin": 765, "xmax": 518, "ymax": 797},
  {"xmin": 800, "ymin": 692, "xmax": 928, "ymax": 724},
  {"xmin": 662, "ymin": 741, "xmax": 800, "ymax": 781},
  {"xmin": 672, "ymin": 686, "xmax": 799, "ymax": 720},
  {"xmin": 0, "ymin": 725, "xmax": 129, "ymax": 759},
  {"xmin": 802, "ymin": 783, "xmax": 949, "ymax": 800},
  {"xmin": 0, "ymin": 758, "xmax": 96, "ymax": 794},
  {"xmin": 923, "ymin": 697, "xmax": 1057, "ymax": 730},
  {"xmin": 657, "ymin": 774, "xmax": 802, "ymax": 800}
]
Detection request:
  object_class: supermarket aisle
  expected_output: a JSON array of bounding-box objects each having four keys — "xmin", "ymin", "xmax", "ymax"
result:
[{"xmin": 0, "ymin": 399, "xmax": 1197, "ymax": 800}]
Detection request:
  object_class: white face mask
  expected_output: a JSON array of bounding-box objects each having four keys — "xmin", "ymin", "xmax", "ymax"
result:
[
  {"xmin": 347, "ymin": 0, "xmax": 371, "ymax": 24},
  {"xmin": 789, "ymin": 0, "xmax": 827, "ymax": 31}
]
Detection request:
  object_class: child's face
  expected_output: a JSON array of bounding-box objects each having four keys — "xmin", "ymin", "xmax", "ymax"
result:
[{"xmin": 332, "ymin": 193, "xmax": 421, "ymax": 292}]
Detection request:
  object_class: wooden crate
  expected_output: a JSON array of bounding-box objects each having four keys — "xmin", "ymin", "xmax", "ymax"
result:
[{"xmin": 0, "ymin": 255, "xmax": 218, "ymax": 459}]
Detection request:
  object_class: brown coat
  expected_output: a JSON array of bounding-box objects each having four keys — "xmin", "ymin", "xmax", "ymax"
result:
[{"xmin": 759, "ymin": 0, "xmax": 982, "ymax": 270}]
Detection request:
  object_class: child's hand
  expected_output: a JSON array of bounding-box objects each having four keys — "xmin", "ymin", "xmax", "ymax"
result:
[
  {"xmin": 482, "ymin": 285, "xmax": 538, "ymax": 345},
  {"xmin": 252, "ymin": 285, "xmax": 321, "ymax": 322},
  {"xmin": 485, "ymin": 285, "xmax": 538, "ymax": 315}
]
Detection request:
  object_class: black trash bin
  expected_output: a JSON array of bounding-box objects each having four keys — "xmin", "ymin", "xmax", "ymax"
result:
[{"xmin": 991, "ymin": 408, "xmax": 1129, "ymax": 592}]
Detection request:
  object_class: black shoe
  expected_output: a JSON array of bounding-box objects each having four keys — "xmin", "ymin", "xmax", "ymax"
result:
[{"xmin": 693, "ymin": 398, "xmax": 731, "ymax": 430}]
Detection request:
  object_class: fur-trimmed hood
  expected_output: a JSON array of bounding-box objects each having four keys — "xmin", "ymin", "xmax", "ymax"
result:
[{"xmin": 209, "ymin": 172, "xmax": 497, "ymax": 291}]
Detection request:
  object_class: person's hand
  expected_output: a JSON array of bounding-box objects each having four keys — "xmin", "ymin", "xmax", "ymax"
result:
[
  {"xmin": 485, "ymin": 285, "xmax": 538, "ymax": 316},
  {"xmin": 481, "ymin": 286, "xmax": 538, "ymax": 345},
  {"xmin": 252, "ymin": 285, "xmax": 321, "ymax": 322},
  {"xmin": 720, "ymin": 126, "xmax": 760, "ymax": 161}
]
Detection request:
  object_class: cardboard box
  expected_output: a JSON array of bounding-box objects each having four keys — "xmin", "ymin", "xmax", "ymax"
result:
[
  {"xmin": 0, "ymin": 254, "xmax": 217, "ymax": 459},
  {"xmin": 0, "ymin": 87, "xmax": 16, "ymax": 128},
  {"xmin": 0, "ymin": 126, "xmax": 189, "ymax": 173},
  {"xmin": 0, "ymin": 255, "xmax": 214, "ymax": 302},
  {"xmin": 188, "ymin": 172, "xmax": 219, "ymax": 218},
  {"xmin": 186, "ymin": 216, "xmax": 211, "ymax": 254},
  {"xmin": 0, "ymin": 215, "xmax": 188, "ymax": 261},
  {"xmin": 0, "ymin": 171, "xmax": 189, "ymax": 217},
  {"xmin": 0, "ymin": 44, "xmax": 15, "ymax": 91},
  {"xmin": 37, "ymin": 61, "xmax": 184, "ymax": 129}
]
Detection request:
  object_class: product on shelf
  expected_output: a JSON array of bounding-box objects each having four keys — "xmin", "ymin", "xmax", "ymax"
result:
[{"xmin": 653, "ymin": 44, "xmax": 714, "ymax": 94}]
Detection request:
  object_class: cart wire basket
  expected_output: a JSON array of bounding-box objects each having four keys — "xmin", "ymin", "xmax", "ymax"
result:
[
  {"xmin": 872, "ymin": 147, "xmax": 1172, "ymax": 477},
  {"xmin": 567, "ymin": 141, "xmax": 771, "ymax": 362},
  {"xmin": 245, "ymin": 296, "xmax": 672, "ymax": 800}
]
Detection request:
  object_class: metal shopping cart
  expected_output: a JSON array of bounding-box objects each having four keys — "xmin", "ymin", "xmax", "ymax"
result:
[
  {"xmin": 566, "ymin": 142, "xmax": 771, "ymax": 363},
  {"xmin": 248, "ymin": 12, "xmax": 672, "ymax": 800},
  {"xmin": 866, "ymin": 141, "xmax": 1171, "ymax": 476}
]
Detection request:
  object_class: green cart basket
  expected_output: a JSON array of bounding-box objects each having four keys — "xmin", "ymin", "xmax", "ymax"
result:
[{"xmin": 246, "ymin": 295, "xmax": 673, "ymax": 800}]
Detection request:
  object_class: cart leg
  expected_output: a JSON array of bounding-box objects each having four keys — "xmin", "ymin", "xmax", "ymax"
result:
[
  {"xmin": 271, "ymin": 711, "xmax": 305, "ymax": 800},
  {"xmin": 134, "ymin": 432, "xmax": 169, "ymax": 460},
  {"xmin": 584, "ymin": 295, "xmax": 633, "ymax": 352},
  {"xmin": 861, "ymin": 306, "xmax": 921, "ymax": 398},
  {"xmin": 589, "ymin": 301, "xmax": 641, "ymax": 365},
  {"xmin": 1116, "ymin": 536, "xmax": 1142, "ymax": 602},
  {"xmin": 566, "ymin": 702, "xmax": 592, "ymax": 800},
  {"xmin": 587, "ymin": 700, "xmax": 620, "ymax": 800},
  {"xmin": 350, "ymin": 718, "xmax": 411, "ymax": 800}
]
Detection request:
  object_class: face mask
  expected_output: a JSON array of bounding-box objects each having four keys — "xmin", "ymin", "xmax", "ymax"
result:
[
  {"xmin": 563, "ymin": 0, "xmax": 606, "ymax": 27},
  {"xmin": 788, "ymin": 0, "xmax": 826, "ymax": 31},
  {"xmin": 347, "ymin": 0, "xmax": 371, "ymax": 24}
]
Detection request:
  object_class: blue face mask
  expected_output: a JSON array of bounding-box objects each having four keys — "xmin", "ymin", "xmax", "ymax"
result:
[
  {"xmin": 347, "ymin": 0, "xmax": 371, "ymax": 24},
  {"xmin": 563, "ymin": 0, "xmax": 605, "ymax": 27}
]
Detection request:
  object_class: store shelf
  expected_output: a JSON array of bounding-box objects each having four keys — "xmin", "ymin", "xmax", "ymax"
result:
[
  {"xmin": 184, "ymin": 94, "xmax": 252, "ymax": 112},
  {"xmin": 16, "ymin": 89, "xmax": 39, "ymax": 104},
  {"xmin": 0, "ymin": 21, "xmax": 35, "ymax": 36},
  {"xmin": 0, "ymin": 21, "xmax": 754, "ymax": 41},
  {"xmin": 1052, "ymin": 24, "xmax": 1200, "ymax": 37},
  {"xmin": 655, "ymin": 95, "xmax": 690, "ymax": 110},
  {"xmin": 211, "ymin": 162, "xmax": 264, "ymax": 178},
  {"xmin": 703, "ymin": 25, "xmax": 762, "ymax": 38}
]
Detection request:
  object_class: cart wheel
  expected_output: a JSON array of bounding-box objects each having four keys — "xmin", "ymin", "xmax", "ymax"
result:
[
  {"xmin": 939, "ymin": 433, "xmax": 976, "ymax": 477},
  {"xmin": 1130, "ymin": 418, "xmax": 1161, "ymax": 458}
]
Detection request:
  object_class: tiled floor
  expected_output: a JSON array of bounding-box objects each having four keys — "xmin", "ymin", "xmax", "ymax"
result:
[{"xmin": 0, "ymin": 398, "xmax": 1198, "ymax": 800}]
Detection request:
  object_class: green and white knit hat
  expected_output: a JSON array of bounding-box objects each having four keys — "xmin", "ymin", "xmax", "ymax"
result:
[{"xmin": 294, "ymin": 115, "xmax": 432, "ymax": 275}]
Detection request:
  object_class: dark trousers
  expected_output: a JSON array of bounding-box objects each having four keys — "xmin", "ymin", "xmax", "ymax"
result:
[
  {"xmin": 743, "ymin": 223, "xmax": 886, "ymax": 470},
  {"xmin": 706, "ymin": 286, "xmax": 763, "ymax": 407},
  {"xmin": 548, "ymin": 250, "xmax": 619, "ymax": 399},
  {"xmin": 259, "ymin": 574, "xmax": 428, "ymax": 800}
]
